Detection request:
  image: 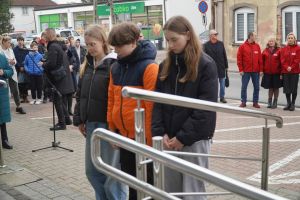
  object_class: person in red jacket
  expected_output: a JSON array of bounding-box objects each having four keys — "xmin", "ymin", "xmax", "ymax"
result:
[
  {"xmin": 261, "ymin": 38, "xmax": 282, "ymax": 108},
  {"xmin": 237, "ymin": 32, "xmax": 263, "ymax": 108},
  {"xmin": 280, "ymin": 32, "xmax": 300, "ymax": 111}
]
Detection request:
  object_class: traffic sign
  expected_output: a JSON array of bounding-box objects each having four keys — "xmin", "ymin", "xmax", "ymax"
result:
[{"xmin": 198, "ymin": 1, "xmax": 208, "ymax": 14}]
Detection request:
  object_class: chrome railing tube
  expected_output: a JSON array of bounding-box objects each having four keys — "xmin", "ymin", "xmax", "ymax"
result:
[
  {"xmin": 262, "ymin": 123, "xmax": 270, "ymax": 190},
  {"xmin": 122, "ymin": 87, "xmax": 283, "ymax": 128},
  {"xmin": 92, "ymin": 128, "xmax": 288, "ymax": 200},
  {"xmin": 152, "ymin": 136, "xmax": 165, "ymax": 191},
  {"xmin": 134, "ymin": 106, "xmax": 147, "ymax": 199},
  {"xmin": 91, "ymin": 129, "xmax": 180, "ymax": 200}
]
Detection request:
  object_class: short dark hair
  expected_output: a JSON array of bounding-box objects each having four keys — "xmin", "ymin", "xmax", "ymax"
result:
[
  {"xmin": 108, "ymin": 22, "xmax": 140, "ymax": 46},
  {"xmin": 30, "ymin": 41, "xmax": 38, "ymax": 48},
  {"xmin": 76, "ymin": 38, "xmax": 80, "ymax": 42},
  {"xmin": 17, "ymin": 36, "xmax": 24, "ymax": 41}
]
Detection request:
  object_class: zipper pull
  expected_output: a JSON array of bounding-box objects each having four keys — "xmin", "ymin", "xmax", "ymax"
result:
[{"xmin": 175, "ymin": 55, "xmax": 178, "ymax": 66}]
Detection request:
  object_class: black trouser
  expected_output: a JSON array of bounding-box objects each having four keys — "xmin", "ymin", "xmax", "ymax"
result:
[
  {"xmin": 63, "ymin": 93, "xmax": 73, "ymax": 114},
  {"xmin": 0, "ymin": 123, "xmax": 8, "ymax": 142},
  {"xmin": 29, "ymin": 75, "xmax": 43, "ymax": 99},
  {"xmin": 42, "ymin": 74, "xmax": 50, "ymax": 100},
  {"xmin": 8, "ymin": 78, "xmax": 21, "ymax": 107},
  {"xmin": 53, "ymin": 92, "xmax": 70, "ymax": 125},
  {"xmin": 120, "ymin": 148, "xmax": 153, "ymax": 200}
]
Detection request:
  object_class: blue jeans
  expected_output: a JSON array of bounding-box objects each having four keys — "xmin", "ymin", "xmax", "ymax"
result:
[
  {"xmin": 241, "ymin": 72, "xmax": 260, "ymax": 103},
  {"xmin": 219, "ymin": 78, "xmax": 225, "ymax": 99},
  {"xmin": 85, "ymin": 121, "xmax": 127, "ymax": 200}
]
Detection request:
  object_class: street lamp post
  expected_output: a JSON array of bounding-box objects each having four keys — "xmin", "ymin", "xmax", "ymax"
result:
[{"xmin": 93, "ymin": 0, "xmax": 98, "ymax": 24}]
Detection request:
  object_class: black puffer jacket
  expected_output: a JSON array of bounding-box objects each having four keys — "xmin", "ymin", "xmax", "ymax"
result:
[
  {"xmin": 151, "ymin": 52, "xmax": 218, "ymax": 146},
  {"xmin": 73, "ymin": 53, "xmax": 116, "ymax": 126},
  {"xmin": 43, "ymin": 40, "xmax": 74, "ymax": 95}
]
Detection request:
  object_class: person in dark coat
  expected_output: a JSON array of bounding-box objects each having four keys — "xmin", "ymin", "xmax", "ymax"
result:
[
  {"xmin": 151, "ymin": 16, "xmax": 218, "ymax": 200},
  {"xmin": 203, "ymin": 29, "xmax": 228, "ymax": 103},
  {"xmin": 43, "ymin": 28, "xmax": 74, "ymax": 130},
  {"xmin": 13, "ymin": 36, "xmax": 29, "ymax": 103},
  {"xmin": 0, "ymin": 53, "xmax": 14, "ymax": 149}
]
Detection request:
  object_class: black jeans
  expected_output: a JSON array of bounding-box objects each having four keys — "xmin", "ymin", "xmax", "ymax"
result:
[
  {"xmin": 53, "ymin": 92, "xmax": 70, "ymax": 125},
  {"xmin": 29, "ymin": 75, "xmax": 43, "ymax": 99},
  {"xmin": 120, "ymin": 147, "xmax": 153, "ymax": 200},
  {"xmin": 0, "ymin": 123, "xmax": 8, "ymax": 142}
]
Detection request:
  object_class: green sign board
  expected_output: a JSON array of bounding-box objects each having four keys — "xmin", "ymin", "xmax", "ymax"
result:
[{"xmin": 97, "ymin": 1, "xmax": 145, "ymax": 16}]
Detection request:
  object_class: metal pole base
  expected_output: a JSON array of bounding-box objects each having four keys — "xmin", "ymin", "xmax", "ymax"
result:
[{"xmin": 32, "ymin": 141, "xmax": 73, "ymax": 152}]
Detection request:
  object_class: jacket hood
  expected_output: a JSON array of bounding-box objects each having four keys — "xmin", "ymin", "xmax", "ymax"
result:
[
  {"xmin": 118, "ymin": 40, "xmax": 157, "ymax": 64},
  {"xmin": 86, "ymin": 52, "xmax": 117, "ymax": 68}
]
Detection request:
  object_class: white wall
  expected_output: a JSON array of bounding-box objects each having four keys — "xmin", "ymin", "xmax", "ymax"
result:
[
  {"xmin": 165, "ymin": 0, "xmax": 211, "ymax": 36},
  {"xmin": 10, "ymin": 7, "xmax": 36, "ymax": 34}
]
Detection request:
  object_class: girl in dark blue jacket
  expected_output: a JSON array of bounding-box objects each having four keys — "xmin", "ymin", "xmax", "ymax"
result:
[{"xmin": 151, "ymin": 16, "xmax": 218, "ymax": 200}]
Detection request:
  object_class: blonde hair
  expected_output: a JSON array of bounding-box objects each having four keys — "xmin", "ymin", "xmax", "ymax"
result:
[
  {"xmin": 266, "ymin": 37, "xmax": 279, "ymax": 49},
  {"xmin": 286, "ymin": 32, "xmax": 297, "ymax": 45},
  {"xmin": 160, "ymin": 16, "xmax": 201, "ymax": 83},
  {"xmin": 80, "ymin": 25, "xmax": 109, "ymax": 78}
]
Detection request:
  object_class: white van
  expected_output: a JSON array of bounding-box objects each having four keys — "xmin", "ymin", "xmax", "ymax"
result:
[{"xmin": 55, "ymin": 28, "xmax": 85, "ymax": 46}]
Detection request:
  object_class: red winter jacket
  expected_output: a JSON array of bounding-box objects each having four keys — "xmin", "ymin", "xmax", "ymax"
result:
[
  {"xmin": 237, "ymin": 40, "xmax": 262, "ymax": 73},
  {"xmin": 280, "ymin": 45, "xmax": 300, "ymax": 74},
  {"xmin": 262, "ymin": 48, "xmax": 281, "ymax": 74}
]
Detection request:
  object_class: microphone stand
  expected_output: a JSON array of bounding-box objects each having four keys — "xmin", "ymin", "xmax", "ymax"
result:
[{"xmin": 20, "ymin": 49, "xmax": 73, "ymax": 152}]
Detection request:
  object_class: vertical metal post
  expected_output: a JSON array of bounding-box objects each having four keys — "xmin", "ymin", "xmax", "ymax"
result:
[
  {"xmin": 152, "ymin": 136, "xmax": 165, "ymax": 192},
  {"xmin": 135, "ymin": 100, "xmax": 147, "ymax": 199},
  {"xmin": 261, "ymin": 119, "xmax": 270, "ymax": 190}
]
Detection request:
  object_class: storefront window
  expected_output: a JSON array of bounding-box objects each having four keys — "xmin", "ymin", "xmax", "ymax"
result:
[
  {"xmin": 39, "ymin": 14, "xmax": 68, "ymax": 32},
  {"xmin": 74, "ymin": 11, "xmax": 94, "ymax": 35}
]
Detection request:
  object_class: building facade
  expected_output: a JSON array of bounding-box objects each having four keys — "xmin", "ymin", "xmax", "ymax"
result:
[
  {"xmin": 34, "ymin": 0, "xmax": 212, "ymax": 45},
  {"xmin": 10, "ymin": 0, "xmax": 57, "ymax": 34},
  {"xmin": 213, "ymin": 0, "xmax": 300, "ymax": 61}
]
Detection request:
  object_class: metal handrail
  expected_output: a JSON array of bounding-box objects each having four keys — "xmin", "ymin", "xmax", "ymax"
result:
[
  {"xmin": 91, "ymin": 129, "xmax": 288, "ymax": 200},
  {"xmin": 122, "ymin": 87, "xmax": 283, "ymax": 128}
]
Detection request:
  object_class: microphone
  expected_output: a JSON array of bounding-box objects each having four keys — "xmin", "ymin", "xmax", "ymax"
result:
[
  {"xmin": 0, "ymin": 79, "xmax": 7, "ymax": 88},
  {"xmin": 20, "ymin": 48, "xmax": 35, "ymax": 52}
]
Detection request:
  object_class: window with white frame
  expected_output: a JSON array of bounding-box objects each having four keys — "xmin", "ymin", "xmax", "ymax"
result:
[
  {"xmin": 234, "ymin": 7, "xmax": 255, "ymax": 43},
  {"xmin": 282, "ymin": 6, "xmax": 300, "ymax": 43},
  {"xmin": 22, "ymin": 7, "xmax": 28, "ymax": 15}
]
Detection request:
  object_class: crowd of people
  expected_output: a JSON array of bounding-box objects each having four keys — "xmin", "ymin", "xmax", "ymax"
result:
[{"xmin": 0, "ymin": 14, "xmax": 299, "ymax": 200}]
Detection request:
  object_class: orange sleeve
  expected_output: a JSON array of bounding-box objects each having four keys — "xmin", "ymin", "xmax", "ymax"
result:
[
  {"xmin": 143, "ymin": 63, "xmax": 159, "ymax": 146},
  {"xmin": 107, "ymin": 72, "xmax": 116, "ymax": 131}
]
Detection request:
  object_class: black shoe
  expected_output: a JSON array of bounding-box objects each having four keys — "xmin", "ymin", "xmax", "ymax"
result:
[
  {"xmin": 2, "ymin": 140, "xmax": 13, "ymax": 149},
  {"xmin": 16, "ymin": 107, "xmax": 26, "ymax": 114},
  {"xmin": 289, "ymin": 104, "xmax": 295, "ymax": 111},
  {"xmin": 42, "ymin": 98, "xmax": 47, "ymax": 103},
  {"xmin": 65, "ymin": 118, "xmax": 72, "ymax": 125},
  {"xmin": 50, "ymin": 123, "xmax": 66, "ymax": 131},
  {"xmin": 283, "ymin": 104, "xmax": 291, "ymax": 110},
  {"xmin": 220, "ymin": 98, "xmax": 227, "ymax": 103}
]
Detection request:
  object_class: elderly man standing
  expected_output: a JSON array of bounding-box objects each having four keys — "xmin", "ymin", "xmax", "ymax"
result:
[
  {"xmin": 203, "ymin": 29, "xmax": 229, "ymax": 103},
  {"xmin": 237, "ymin": 32, "xmax": 263, "ymax": 108}
]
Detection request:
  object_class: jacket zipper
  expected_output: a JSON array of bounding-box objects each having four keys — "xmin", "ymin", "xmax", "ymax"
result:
[
  {"xmin": 86, "ymin": 66, "xmax": 96, "ymax": 118},
  {"xmin": 120, "ymin": 64, "xmax": 129, "ymax": 137},
  {"xmin": 175, "ymin": 55, "xmax": 180, "ymax": 95}
]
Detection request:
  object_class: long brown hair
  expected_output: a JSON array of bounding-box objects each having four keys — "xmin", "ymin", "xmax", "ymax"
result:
[
  {"xmin": 160, "ymin": 16, "xmax": 201, "ymax": 82},
  {"xmin": 80, "ymin": 25, "xmax": 110, "ymax": 78}
]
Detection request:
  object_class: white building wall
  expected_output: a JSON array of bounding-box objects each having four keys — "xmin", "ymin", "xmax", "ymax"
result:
[
  {"xmin": 165, "ymin": 0, "xmax": 211, "ymax": 36},
  {"xmin": 10, "ymin": 7, "xmax": 36, "ymax": 34}
]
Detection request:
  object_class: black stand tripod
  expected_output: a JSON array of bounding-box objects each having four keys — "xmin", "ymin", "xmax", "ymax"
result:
[{"xmin": 30, "ymin": 60, "xmax": 73, "ymax": 152}]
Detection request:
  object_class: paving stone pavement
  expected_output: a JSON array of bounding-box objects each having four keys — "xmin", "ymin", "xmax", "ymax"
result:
[{"xmin": 0, "ymin": 93, "xmax": 300, "ymax": 199}]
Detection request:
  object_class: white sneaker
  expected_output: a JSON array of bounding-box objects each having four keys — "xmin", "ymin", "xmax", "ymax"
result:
[
  {"xmin": 30, "ymin": 100, "xmax": 36, "ymax": 105},
  {"xmin": 35, "ymin": 99, "xmax": 42, "ymax": 105}
]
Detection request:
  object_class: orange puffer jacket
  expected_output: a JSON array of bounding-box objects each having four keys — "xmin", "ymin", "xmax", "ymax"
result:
[{"xmin": 107, "ymin": 41, "xmax": 159, "ymax": 146}]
